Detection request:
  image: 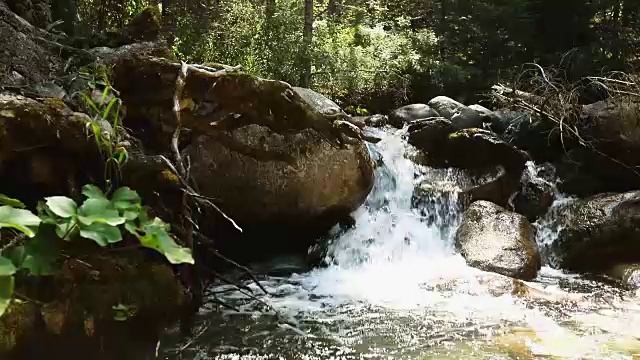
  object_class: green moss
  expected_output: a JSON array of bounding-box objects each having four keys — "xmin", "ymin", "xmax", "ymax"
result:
[
  {"xmin": 55, "ymin": 251, "xmax": 187, "ymax": 323},
  {"xmin": 448, "ymin": 128, "xmax": 483, "ymax": 139},
  {"xmin": 0, "ymin": 300, "xmax": 37, "ymax": 354}
]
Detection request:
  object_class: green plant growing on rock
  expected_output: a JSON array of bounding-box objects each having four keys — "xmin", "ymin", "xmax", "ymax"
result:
[
  {"xmin": 77, "ymin": 64, "xmax": 129, "ymax": 187},
  {"xmin": 0, "ymin": 185, "xmax": 194, "ymax": 317}
]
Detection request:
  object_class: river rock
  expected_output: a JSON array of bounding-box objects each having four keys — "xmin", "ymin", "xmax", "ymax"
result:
[
  {"xmin": 438, "ymin": 129, "xmax": 529, "ymax": 172},
  {"xmin": 387, "ymin": 103, "xmax": 440, "ymax": 128},
  {"xmin": 185, "ymin": 126, "xmax": 374, "ymax": 239},
  {"xmin": 455, "ymin": 201, "xmax": 541, "ymax": 280},
  {"xmin": 365, "ymin": 114, "xmax": 388, "ymax": 127},
  {"xmin": 407, "ymin": 117, "xmax": 455, "ymax": 155},
  {"xmin": 428, "ymin": 96, "xmax": 484, "ymax": 129},
  {"xmin": 512, "ymin": 167, "xmax": 555, "ymax": 222},
  {"xmin": 548, "ymin": 191, "xmax": 640, "ymax": 272}
]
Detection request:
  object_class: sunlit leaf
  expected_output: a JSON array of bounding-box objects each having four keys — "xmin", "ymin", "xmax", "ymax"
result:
[
  {"xmin": 45, "ymin": 196, "xmax": 77, "ymax": 218},
  {"xmin": 0, "ymin": 206, "xmax": 42, "ymax": 237},
  {"xmin": 111, "ymin": 187, "xmax": 141, "ymax": 210},
  {"xmin": 0, "ymin": 194, "xmax": 26, "ymax": 209},
  {"xmin": 82, "ymin": 185, "xmax": 107, "ymax": 200},
  {"xmin": 79, "ymin": 222, "xmax": 122, "ymax": 246},
  {"xmin": 135, "ymin": 218, "xmax": 194, "ymax": 264},
  {"xmin": 77, "ymin": 198, "xmax": 126, "ymax": 226}
]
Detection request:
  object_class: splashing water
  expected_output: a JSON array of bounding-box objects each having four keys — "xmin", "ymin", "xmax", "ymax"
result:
[{"xmin": 162, "ymin": 128, "xmax": 640, "ymax": 360}]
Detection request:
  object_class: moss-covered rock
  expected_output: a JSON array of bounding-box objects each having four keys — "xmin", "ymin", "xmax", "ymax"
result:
[{"xmin": 0, "ymin": 301, "xmax": 37, "ymax": 354}]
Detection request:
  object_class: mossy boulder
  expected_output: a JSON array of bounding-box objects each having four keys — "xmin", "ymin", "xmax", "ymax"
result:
[{"xmin": 108, "ymin": 56, "xmax": 376, "ymax": 251}]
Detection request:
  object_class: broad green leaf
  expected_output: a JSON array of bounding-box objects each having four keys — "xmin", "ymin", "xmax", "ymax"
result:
[
  {"xmin": 136, "ymin": 218, "xmax": 194, "ymax": 265},
  {"xmin": 0, "ymin": 256, "xmax": 17, "ymax": 276},
  {"xmin": 45, "ymin": 196, "xmax": 77, "ymax": 218},
  {"xmin": 0, "ymin": 206, "xmax": 42, "ymax": 237},
  {"xmin": 79, "ymin": 222, "xmax": 122, "ymax": 246},
  {"xmin": 82, "ymin": 185, "xmax": 107, "ymax": 200},
  {"xmin": 77, "ymin": 198, "xmax": 126, "ymax": 226},
  {"xmin": 124, "ymin": 220, "xmax": 140, "ymax": 236},
  {"xmin": 111, "ymin": 187, "xmax": 141, "ymax": 211},
  {"xmin": 0, "ymin": 194, "xmax": 25, "ymax": 209},
  {"xmin": 0, "ymin": 276, "xmax": 15, "ymax": 317},
  {"xmin": 22, "ymin": 232, "xmax": 61, "ymax": 276}
]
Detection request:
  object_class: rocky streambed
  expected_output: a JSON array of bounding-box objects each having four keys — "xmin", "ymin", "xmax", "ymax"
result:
[{"xmin": 1, "ymin": 2, "xmax": 640, "ymax": 359}]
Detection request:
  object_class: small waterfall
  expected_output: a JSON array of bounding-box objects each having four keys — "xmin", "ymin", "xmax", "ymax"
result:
[
  {"xmin": 323, "ymin": 127, "xmax": 461, "ymax": 268},
  {"xmin": 169, "ymin": 128, "xmax": 640, "ymax": 359}
]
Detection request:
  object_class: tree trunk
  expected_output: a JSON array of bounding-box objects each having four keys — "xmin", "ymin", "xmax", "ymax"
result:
[
  {"xmin": 299, "ymin": 0, "xmax": 313, "ymax": 88},
  {"xmin": 265, "ymin": 0, "xmax": 275, "ymax": 19}
]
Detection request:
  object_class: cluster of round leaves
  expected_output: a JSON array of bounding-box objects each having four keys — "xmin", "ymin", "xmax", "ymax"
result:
[{"xmin": 0, "ymin": 185, "xmax": 194, "ymax": 316}]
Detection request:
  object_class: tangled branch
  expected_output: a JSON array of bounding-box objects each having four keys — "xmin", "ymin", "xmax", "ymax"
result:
[{"xmin": 491, "ymin": 63, "xmax": 640, "ymax": 177}]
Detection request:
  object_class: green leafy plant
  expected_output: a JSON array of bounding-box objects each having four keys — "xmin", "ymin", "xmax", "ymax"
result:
[
  {"xmin": 0, "ymin": 186, "xmax": 193, "ymax": 316},
  {"xmin": 76, "ymin": 64, "xmax": 129, "ymax": 186}
]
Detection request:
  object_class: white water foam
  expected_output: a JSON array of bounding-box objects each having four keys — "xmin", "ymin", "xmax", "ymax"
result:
[{"xmin": 184, "ymin": 128, "xmax": 640, "ymax": 359}]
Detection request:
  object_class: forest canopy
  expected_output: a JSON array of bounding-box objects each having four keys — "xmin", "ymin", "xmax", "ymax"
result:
[{"xmin": 55, "ymin": 0, "xmax": 640, "ymax": 112}]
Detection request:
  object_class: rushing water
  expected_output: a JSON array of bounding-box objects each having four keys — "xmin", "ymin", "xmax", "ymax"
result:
[{"xmin": 160, "ymin": 128, "xmax": 640, "ymax": 360}]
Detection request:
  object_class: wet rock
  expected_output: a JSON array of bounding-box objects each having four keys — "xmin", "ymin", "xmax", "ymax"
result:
[
  {"xmin": 387, "ymin": 103, "xmax": 439, "ymax": 128},
  {"xmin": 412, "ymin": 179, "xmax": 464, "ymax": 233},
  {"xmin": 605, "ymin": 263, "xmax": 640, "ymax": 289},
  {"xmin": 549, "ymin": 191, "xmax": 640, "ymax": 272},
  {"xmin": 455, "ymin": 200, "xmax": 541, "ymax": 280},
  {"xmin": 512, "ymin": 168, "xmax": 555, "ymax": 222},
  {"xmin": 365, "ymin": 114, "xmax": 388, "ymax": 127},
  {"xmin": 464, "ymin": 165, "xmax": 523, "ymax": 209},
  {"xmin": 407, "ymin": 117, "xmax": 455, "ymax": 155},
  {"xmin": 437, "ymin": 128, "xmax": 529, "ymax": 173}
]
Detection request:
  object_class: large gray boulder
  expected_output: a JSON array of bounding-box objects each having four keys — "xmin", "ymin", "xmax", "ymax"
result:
[
  {"xmin": 428, "ymin": 96, "xmax": 484, "ymax": 129},
  {"xmin": 547, "ymin": 191, "xmax": 640, "ymax": 272},
  {"xmin": 455, "ymin": 201, "xmax": 541, "ymax": 280},
  {"xmin": 387, "ymin": 103, "xmax": 440, "ymax": 128},
  {"xmin": 184, "ymin": 88, "xmax": 376, "ymax": 242}
]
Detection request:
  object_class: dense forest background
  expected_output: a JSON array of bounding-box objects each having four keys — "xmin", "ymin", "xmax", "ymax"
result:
[{"xmin": 53, "ymin": 0, "xmax": 640, "ymax": 113}]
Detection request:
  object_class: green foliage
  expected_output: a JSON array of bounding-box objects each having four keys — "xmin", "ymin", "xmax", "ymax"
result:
[
  {"xmin": 0, "ymin": 188, "xmax": 193, "ymax": 317},
  {"xmin": 77, "ymin": 64, "xmax": 129, "ymax": 186}
]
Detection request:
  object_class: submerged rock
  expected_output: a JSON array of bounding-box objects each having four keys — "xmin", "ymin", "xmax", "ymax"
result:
[
  {"xmin": 455, "ymin": 201, "xmax": 541, "ymax": 280},
  {"xmin": 387, "ymin": 103, "xmax": 439, "ymax": 128},
  {"xmin": 549, "ymin": 191, "xmax": 640, "ymax": 272}
]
